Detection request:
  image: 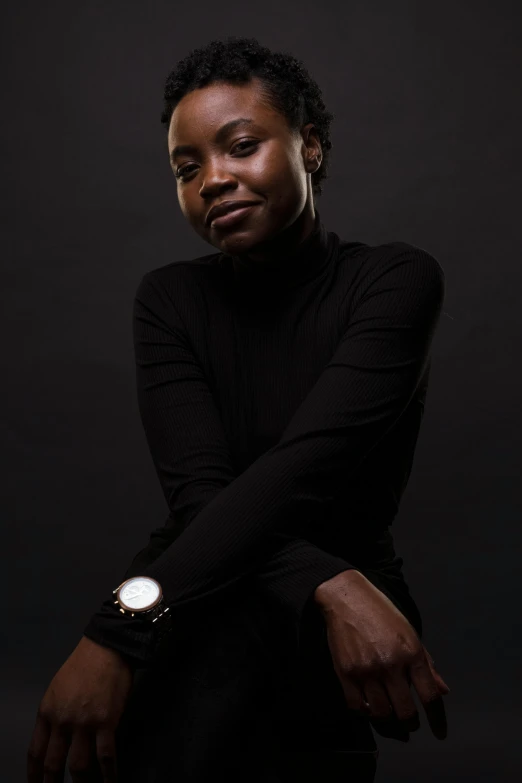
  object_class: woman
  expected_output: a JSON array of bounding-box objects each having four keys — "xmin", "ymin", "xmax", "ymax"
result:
[{"xmin": 27, "ymin": 36, "xmax": 450, "ymax": 783}]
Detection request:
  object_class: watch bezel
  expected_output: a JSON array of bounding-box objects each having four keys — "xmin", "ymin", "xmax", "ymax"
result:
[{"xmin": 114, "ymin": 576, "xmax": 163, "ymax": 613}]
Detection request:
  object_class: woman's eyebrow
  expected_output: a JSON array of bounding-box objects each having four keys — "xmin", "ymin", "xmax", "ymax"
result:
[{"xmin": 170, "ymin": 117, "xmax": 256, "ymax": 161}]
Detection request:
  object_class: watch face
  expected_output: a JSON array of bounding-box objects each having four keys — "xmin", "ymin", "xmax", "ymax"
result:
[{"xmin": 118, "ymin": 577, "xmax": 161, "ymax": 611}]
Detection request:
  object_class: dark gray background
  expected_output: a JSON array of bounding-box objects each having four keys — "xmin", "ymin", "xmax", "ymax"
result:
[{"xmin": 3, "ymin": 1, "xmax": 521, "ymax": 780}]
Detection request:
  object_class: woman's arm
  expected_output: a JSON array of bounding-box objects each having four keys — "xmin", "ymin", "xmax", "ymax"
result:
[
  {"xmin": 84, "ymin": 244, "xmax": 444, "ymax": 664},
  {"xmin": 83, "ymin": 269, "xmax": 354, "ymax": 664}
]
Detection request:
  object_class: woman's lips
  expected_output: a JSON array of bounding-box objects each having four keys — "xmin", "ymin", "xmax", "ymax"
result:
[{"xmin": 210, "ymin": 203, "xmax": 259, "ymax": 229}]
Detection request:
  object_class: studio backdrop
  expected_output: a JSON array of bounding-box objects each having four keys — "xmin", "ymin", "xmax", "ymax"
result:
[{"xmin": 3, "ymin": 1, "xmax": 520, "ymax": 781}]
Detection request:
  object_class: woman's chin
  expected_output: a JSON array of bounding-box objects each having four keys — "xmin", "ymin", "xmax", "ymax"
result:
[{"xmin": 211, "ymin": 227, "xmax": 271, "ymax": 257}]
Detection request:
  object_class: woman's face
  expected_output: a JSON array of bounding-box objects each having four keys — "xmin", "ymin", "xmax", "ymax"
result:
[{"xmin": 167, "ymin": 77, "xmax": 322, "ymax": 259}]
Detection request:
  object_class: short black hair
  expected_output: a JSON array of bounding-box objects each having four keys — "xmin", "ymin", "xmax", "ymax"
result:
[{"xmin": 160, "ymin": 36, "xmax": 335, "ymax": 198}]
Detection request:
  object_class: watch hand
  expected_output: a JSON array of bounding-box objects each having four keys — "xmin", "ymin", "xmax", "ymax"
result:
[{"xmin": 126, "ymin": 586, "xmax": 147, "ymax": 599}]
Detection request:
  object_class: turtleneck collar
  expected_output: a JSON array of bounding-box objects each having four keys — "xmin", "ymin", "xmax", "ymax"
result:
[{"xmin": 221, "ymin": 209, "xmax": 335, "ymax": 296}]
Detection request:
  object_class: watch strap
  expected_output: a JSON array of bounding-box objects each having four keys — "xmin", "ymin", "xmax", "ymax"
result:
[{"xmin": 113, "ymin": 579, "xmax": 174, "ymax": 657}]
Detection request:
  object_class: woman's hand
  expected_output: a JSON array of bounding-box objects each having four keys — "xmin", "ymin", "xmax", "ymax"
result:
[
  {"xmin": 314, "ymin": 569, "xmax": 450, "ymax": 743},
  {"xmin": 27, "ymin": 635, "xmax": 134, "ymax": 782}
]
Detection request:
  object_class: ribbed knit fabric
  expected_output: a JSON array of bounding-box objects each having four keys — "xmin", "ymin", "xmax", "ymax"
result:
[{"xmin": 83, "ymin": 209, "xmax": 445, "ymax": 666}]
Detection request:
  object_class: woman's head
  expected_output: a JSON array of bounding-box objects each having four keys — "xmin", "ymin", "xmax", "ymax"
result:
[{"xmin": 161, "ymin": 36, "xmax": 335, "ymax": 260}]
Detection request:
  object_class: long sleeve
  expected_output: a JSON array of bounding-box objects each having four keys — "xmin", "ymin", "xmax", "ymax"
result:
[
  {"xmin": 83, "ymin": 270, "xmax": 353, "ymax": 663},
  {"xmin": 84, "ymin": 244, "xmax": 444, "ymax": 663},
  {"xmin": 84, "ymin": 528, "xmax": 353, "ymax": 665},
  {"xmin": 138, "ymin": 247, "xmax": 444, "ymax": 601}
]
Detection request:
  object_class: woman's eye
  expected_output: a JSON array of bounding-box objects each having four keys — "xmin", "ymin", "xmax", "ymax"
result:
[
  {"xmin": 176, "ymin": 164, "xmax": 197, "ymax": 179},
  {"xmin": 175, "ymin": 140, "xmax": 258, "ymax": 180},
  {"xmin": 232, "ymin": 139, "xmax": 258, "ymax": 153}
]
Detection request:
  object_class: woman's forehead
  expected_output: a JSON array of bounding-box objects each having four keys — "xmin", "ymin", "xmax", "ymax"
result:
[{"xmin": 168, "ymin": 83, "xmax": 281, "ymax": 143}]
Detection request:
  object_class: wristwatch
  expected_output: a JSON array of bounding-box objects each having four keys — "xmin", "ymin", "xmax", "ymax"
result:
[{"xmin": 113, "ymin": 576, "xmax": 172, "ymax": 646}]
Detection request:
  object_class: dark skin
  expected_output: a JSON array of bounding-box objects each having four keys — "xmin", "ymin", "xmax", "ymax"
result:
[
  {"xmin": 27, "ymin": 77, "xmax": 449, "ymax": 782},
  {"xmin": 168, "ymin": 77, "xmax": 321, "ymax": 264}
]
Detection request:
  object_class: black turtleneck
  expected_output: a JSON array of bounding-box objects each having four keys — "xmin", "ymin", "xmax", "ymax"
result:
[
  {"xmin": 83, "ymin": 209, "xmax": 445, "ymax": 666},
  {"xmin": 230, "ymin": 210, "xmax": 333, "ymax": 290}
]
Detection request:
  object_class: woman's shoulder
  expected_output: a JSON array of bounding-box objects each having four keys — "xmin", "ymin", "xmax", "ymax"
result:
[
  {"xmin": 338, "ymin": 236, "xmax": 441, "ymax": 266},
  {"xmin": 336, "ymin": 236, "xmax": 445, "ymax": 290}
]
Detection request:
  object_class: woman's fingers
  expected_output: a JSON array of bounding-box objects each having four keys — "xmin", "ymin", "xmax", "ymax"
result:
[
  {"xmin": 28, "ymin": 722, "xmax": 116, "ymax": 783},
  {"xmin": 382, "ymin": 666, "xmax": 421, "ymax": 732},
  {"xmin": 408, "ymin": 652, "xmax": 448, "ymax": 740},
  {"xmin": 68, "ymin": 728, "xmax": 96, "ymax": 782},
  {"xmin": 41, "ymin": 725, "xmax": 70, "ymax": 783},
  {"xmin": 342, "ymin": 657, "xmax": 447, "ymax": 743},
  {"xmin": 362, "ymin": 676, "xmax": 412, "ymax": 743},
  {"xmin": 366, "ymin": 663, "xmax": 422, "ymax": 742},
  {"xmin": 423, "ymin": 645, "xmax": 451, "ymax": 694},
  {"xmin": 362, "ymin": 678, "xmax": 395, "ymax": 721},
  {"xmin": 95, "ymin": 728, "xmax": 118, "ymax": 783},
  {"xmin": 27, "ymin": 715, "xmax": 51, "ymax": 783},
  {"xmin": 335, "ymin": 667, "xmax": 372, "ymax": 715}
]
